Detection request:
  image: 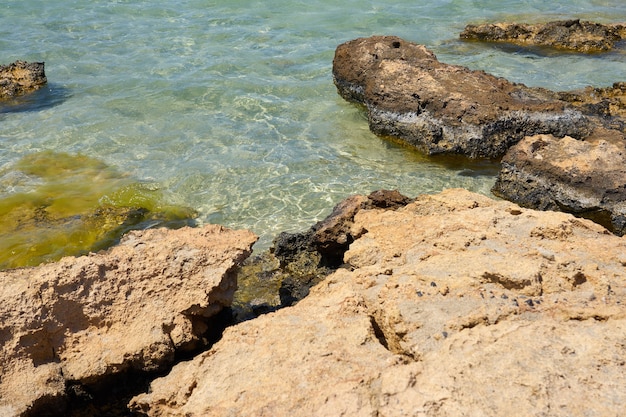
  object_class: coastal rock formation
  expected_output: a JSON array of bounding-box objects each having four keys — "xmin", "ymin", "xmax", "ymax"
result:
[
  {"xmin": 558, "ymin": 82, "xmax": 626, "ymax": 131},
  {"xmin": 332, "ymin": 36, "xmax": 590, "ymax": 158},
  {"xmin": 493, "ymin": 131, "xmax": 626, "ymax": 235},
  {"xmin": 131, "ymin": 189, "xmax": 626, "ymax": 417},
  {"xmin": 0, "ymin": 61, "xmax": 47, "ymax": 99},
  {"xmin": 461, "ymin": 19, "xmax": 626, "ymax": 53},
  {"xmin": 271, "ymin": 189, "xmax": 413, "ymax": 306},
  {"xmin": 0, "ymin": 225, "xmax": 256, "ymax": 417}
]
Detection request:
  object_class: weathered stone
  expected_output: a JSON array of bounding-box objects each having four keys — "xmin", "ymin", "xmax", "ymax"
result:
[
  {"xmin": 333, "ymin": 36, "xmax": 590, "ymax": 158},
  {"xmin": 130, "ymin": 189, "xmax": 626, "ymax": 417},
  {"xmin": 0, "ymin": 61, "xmax": 47, "ymax": 99},
  {"xmin": 0, "ymin": 225, "xmax": 256, "ymax": 417},
  {"xmin": 493, "ymin": 131, "xmax": 626, "ymax": 235},
  {"xmin": 267, "ymin": 190, "xmax": 413, "ymax": 308},
  {"xmin": 558, "ymin": 82, "xmax": 626, "ymax": 131},
  {"xmin": 461, "ymin": 19, "xmax": 626, "ymax": 53},
  {"xmin": 273, "ymin": 189, "xmax": 413, "ymax": 268}
]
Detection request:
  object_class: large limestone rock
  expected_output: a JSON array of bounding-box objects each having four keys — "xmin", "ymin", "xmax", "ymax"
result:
[
  {"xmin": 461, "ymin": 19, "xmax": 626, "ymax": 53},
  {"xmin": 493, "ymin": 132, "xmax": 626, "ymax": 235},
  {"xmin": 0, "ymin": 225, "xmax": 256, "ymax": 417},
  {"xmin": 131, "ymin": 189, "xmax": 626, "ymax": 417},
  {"xmin": 332, "ymin": 36, "xmax": 590, "ymax": 158},
  {"xmin": 0, "ymin": 61, "xmax": 47, "ymax": 99}
]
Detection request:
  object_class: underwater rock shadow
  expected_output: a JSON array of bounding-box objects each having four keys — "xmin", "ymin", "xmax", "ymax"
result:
[{"xmin": 0, "ymin": 83, "xmax": 71, "ymax": 114}]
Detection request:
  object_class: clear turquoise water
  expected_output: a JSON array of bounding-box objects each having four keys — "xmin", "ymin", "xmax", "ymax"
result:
[{"xmin": 2, "ymin": 0, "xmax": 626, "ymax": 250}]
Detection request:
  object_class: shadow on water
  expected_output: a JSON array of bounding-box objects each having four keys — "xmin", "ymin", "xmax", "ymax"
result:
[{"xmin": 0, "ymin": 83, "xmax": 71, "ymax": 114}]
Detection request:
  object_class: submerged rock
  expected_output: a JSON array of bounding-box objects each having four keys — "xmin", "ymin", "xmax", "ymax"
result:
[
  {"xmin": 131, "ymin": 189, "xmax": 626, "ymax": 417},
  {"xmin": 0, "ymin": 151, "xmax": 197, "ymax": 270},
  {"xmin": 0, "ymin": 61, "xmax": 47, "ymax": 99},
  {"xmin": 0, "ymin": 225, "xmax": 256, "ymax": 416},
  {"xmin": 493, "ymin": 131, "xmax": 626, "ymax": 235},
  {"xmin": 333, "ymin": 36, "xmax": 590, "ymax": 158},
  {"xmin": 461, "ymin": 19, "xmax": 626, "ymax": 53}
]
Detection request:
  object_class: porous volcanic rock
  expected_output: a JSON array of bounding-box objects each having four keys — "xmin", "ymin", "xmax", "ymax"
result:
[
  {"xmin": 493, "ymin": 131, "xmax": 626, "ymax": 235},
  {"xmin": 460, "ymin": 19, "xmax": 626, "ymax": 53},
  {"xmin": 0, "ymin": 225, "xmax": 256, "ymax": 417},
  {"xmin": 0, "ymin": 61, "xmax": 47, "ymax": 99},
  {"xmin": 332, "ymin": 36, "xmax": 590, "ymax": 158},
  {"xmin": 131, "ymin": 189, "xmax": 626, "ymax": 417}
]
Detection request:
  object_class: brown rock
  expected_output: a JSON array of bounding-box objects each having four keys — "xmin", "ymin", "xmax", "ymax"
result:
[
  {"xmin": 269, "ymin": 190, "xmax": 413, "ymax": 308},
  {"xmin": 493, "ymin": 131, "xmax": 626, "ymax": 235},
  {"xmin": 131, "ymin": 189, "xmax": 626, "ymax": 417},
  {"xmin": 558, "ymin": 82, "xmax": 626, "ymax": 131},
  {"xmin": 0, "ymin": 225, "xmax": 256, "ymax": 416},
  {"xmin": 333, "ymin": 36, "xmax": 590, "ymax": 158},
  {"xmin": 0, "ymin": 61, "xmax": 47, "ymax": 99},
  {"xmin": 461, "ymin": 19, "xmax": 626, "ymax": 53}
]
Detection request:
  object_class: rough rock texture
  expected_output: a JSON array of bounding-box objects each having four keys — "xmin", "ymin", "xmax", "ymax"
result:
[
  {"xmin": 271, "ymin": 189, "xmax": 413, "ymax": 306},
  {"xmin": 558, "ymin": 82, "xmax": 626, "ymax": 132},
  {"xmin": 332, "ymin": 36, "xmax": 591, "ymax": 158},
  {"xmin": 131, "ymin": 189, "xmax": 626, "ymax": 417},
  {"xmin": 461, "ymin": 19, "xmax": 626, "ymax": 53},
  {"xmin": 274, "ymin": 189, "xmax": 414, "ymax": 267},
  {"xmin": 493, "ymin": 132, "xmax": 626, "ymax": 235},
  {"xmin": 0, "ymin": 61, "xmax": 47, "ymax": 99},
  {"xmin": 0, "ymin": 225, "xmax": 256, "ymax": 417}
]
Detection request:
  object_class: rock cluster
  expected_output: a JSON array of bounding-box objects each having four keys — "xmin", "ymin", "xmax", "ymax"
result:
[
  {"xmin": 333, "ymin": 34, "xmax": 626, "ymax": 235},
  {"xmin": 0, "ymin": 225, "xmax": 256, "ymax": 416},
  {"xmin": 0, "ymin": 61, "xmax": 47, "ymax": 99},
  {"xmin": 461, "ymin": 19, "xmax": 626, "ymax": 53},
  {"xmin": 131, "ymin": 189, "xmax": 626, "ymax": 416},
  {"xmin": 332, "ymin": 35, "xmax": 589, "ymax": 159}
]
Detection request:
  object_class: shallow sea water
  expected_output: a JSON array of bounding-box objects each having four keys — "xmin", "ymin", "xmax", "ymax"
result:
[{"xmin": 2, "ymin": 0, "xmax": 626, "ymax": 251}]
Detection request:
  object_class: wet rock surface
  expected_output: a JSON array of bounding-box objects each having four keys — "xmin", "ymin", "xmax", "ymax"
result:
[
  {"xmin": 131, "ymin": 189, "xmax": 626, "ymax": 417},
  {"xmin": 0, "ymin": 225, "xmax": 256, "ymax": 416},
  {"xmin": 460, "ymin": 19, "xmax": 626, "ymax": 53},
  {"xmin": 332, "ymin": 36, "xmax": 590, "ymax": 158},
  {"xmin": 0, "ymin": 61, "xmax": 47, "ymax": 99}
]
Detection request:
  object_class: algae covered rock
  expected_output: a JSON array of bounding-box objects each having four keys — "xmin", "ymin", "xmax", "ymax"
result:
[{"xmin": 0, "ymin": 151, "xmax": 197, "ymax": 270}]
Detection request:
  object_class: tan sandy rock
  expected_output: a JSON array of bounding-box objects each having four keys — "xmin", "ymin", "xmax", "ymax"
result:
[
  {"xmin": 131, "ymin": 189, "xmax": 626, "ymax": 417},
  {"xmin": 0, "ymin": 225, "xmax": 256, "ymax": 417}
]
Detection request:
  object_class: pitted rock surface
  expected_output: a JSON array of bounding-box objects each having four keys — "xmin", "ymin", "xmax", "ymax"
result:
[
  {"xmin": 0, "ymin": 225, "xmax": 256, "ymax": 417},
  {"xmin": 333, "ymin": 36, "xmax": 590, "ymax": 158},
  {"xmin": 131, "ymin": 189, "xmax": 626, "ymax": 417},
  {"xmin": 461, "ymin": 19, "xmax": 626, "ymax": 53},
  {"xmin": 493, "ymin": 132, "xmax": 626, "ymax": 235},
  {"xmin": 0, "ymin": 61, "xmax": 47, "ymax": 99}
]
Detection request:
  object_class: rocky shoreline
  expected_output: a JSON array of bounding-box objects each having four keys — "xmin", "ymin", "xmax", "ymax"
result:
[{"xmin": 2, "ymin": 20, "xmax": 626, "ymax": 416}]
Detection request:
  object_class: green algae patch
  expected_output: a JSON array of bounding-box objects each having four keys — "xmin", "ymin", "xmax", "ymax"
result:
[
  {"xmin": 0, "ymin": 151, "xmax": 197, "ymax": 270},
  {"xmin": 232, "ymin": 250, "xmax": 331, "ymax": 322}
]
